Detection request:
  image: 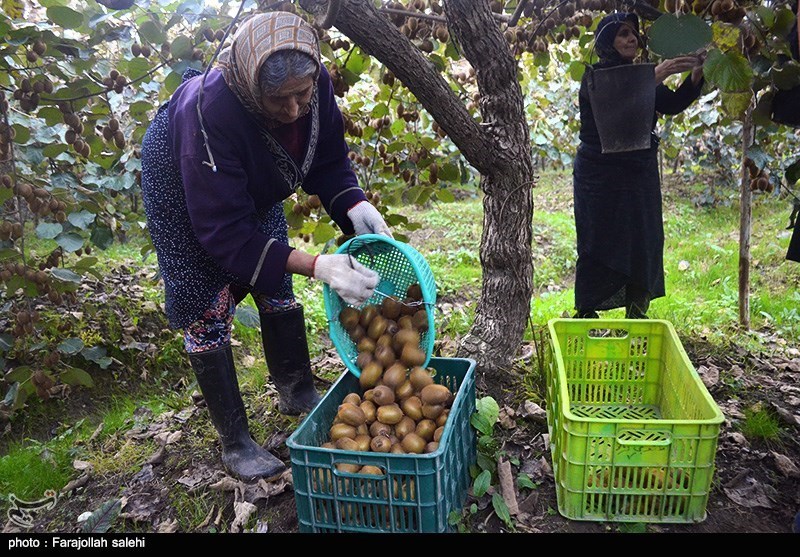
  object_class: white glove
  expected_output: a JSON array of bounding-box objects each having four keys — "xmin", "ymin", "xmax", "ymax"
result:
[
  {"xmin": 313, "ymin": 254, "xmax": 380, "ymax": 306},
  {"xmin": 347, "ymin": 201, "xmax": 393, "ymax": 238}
]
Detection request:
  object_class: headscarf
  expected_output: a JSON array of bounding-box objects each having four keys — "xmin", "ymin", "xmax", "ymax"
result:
[
  {"xmin": 594, "ymin": 12, "xmax": 640, "ymax": 65},
  {"xmin": 217, "ymin": 11, "xmax": 321, "ymax": 127}
]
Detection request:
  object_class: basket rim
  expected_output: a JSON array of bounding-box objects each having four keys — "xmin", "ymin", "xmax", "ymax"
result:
[
  {"xmin": 323, "ymin": 234, "xmax": 436, "ymax": 377},
  {"xmin": 546, "ymin": 318, "xmax": 725, "ymax": 425}
]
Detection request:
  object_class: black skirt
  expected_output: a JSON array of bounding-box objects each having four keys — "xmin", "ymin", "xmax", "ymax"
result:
[{"xmin": 572, "ymin": 143, "xmax": 665, "ymax": 312}]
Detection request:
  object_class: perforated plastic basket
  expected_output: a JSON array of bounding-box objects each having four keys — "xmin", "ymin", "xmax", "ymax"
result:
[
  {"xmin": 287, "ymin": 357, "xmax": 476, "ymax": 533},
  {"xmin": 546, "ymin": 319, "xmax": 724, "ymax": 523},
  {"xmin": 323, "ymin": 234, "xmax": 436, "ymax": 376}
]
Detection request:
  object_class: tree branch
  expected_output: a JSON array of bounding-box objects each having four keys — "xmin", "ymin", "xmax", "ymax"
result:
[{"xmin": 301, "ymin": 0, "xmax": 497, "ymax": 175}]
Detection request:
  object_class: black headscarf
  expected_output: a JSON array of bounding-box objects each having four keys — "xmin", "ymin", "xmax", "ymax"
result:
[{"xmin": 595, "ymin": 12, "xmax": 640, "ymax": 66}]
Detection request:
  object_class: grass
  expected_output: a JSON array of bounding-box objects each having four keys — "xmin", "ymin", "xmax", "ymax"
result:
[{"xmin": 739, "ymin": 403, "xmax": 782, "ymax": 442}]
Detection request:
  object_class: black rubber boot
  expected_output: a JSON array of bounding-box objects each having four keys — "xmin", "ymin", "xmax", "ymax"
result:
[
  {"xmin": 259, "ymin": 306, "xmax": 321, "ymax": 416},
  {"xmin": 573, "ymin": 310, "xmax": 600, "ymax": 318},
  {"xmin": 625, "ymin": 285, "xmax": 651, "ymax": 319},
  {"xmin": 188, "ymin": 345, "xmax": 286, "ymax": 482}
]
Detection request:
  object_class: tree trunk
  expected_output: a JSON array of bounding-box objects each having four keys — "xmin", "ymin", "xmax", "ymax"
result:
[
  {"xmin": 302, "ymin": 0, "xmax": 535, "ymax": 379},
  {"xmin": 738, "ymin": 108, "xmax": 754, "ymax": 329}
]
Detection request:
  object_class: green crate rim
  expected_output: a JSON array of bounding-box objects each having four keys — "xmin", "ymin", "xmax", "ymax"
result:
[
  {"xmin": 323, "ymin": 234, "xmax": 437, "ymax": 378},
  {"xmin": 547, "ymin": 318, "xmax": 725, "ymax": 425}
]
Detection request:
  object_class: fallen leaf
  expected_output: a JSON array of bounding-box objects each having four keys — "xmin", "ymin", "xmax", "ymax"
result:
[
  {"xmin": 131, "ymin": 464, "xmax": 155, "ymax": 484},
  {"xmin": 88, "ymin": 423, "xmax": 104, "ymax": 443},
  {"xmin": 120, "ymin": 492, "xmax": 161, "ymax": 522},
  {"xmin": 727, "ymin": 432, "xmax": 749, "ymax": 446},
  {"xmin": 230, "ymin": 501, "xmax": 257, "ymax": 533},
  {"xmin": 498, "ymin": 407, "xmax": 517, "ymax": 429},
  {"xmin": 175, "ymin": 407, "xmax": 195, "ymax": 423},
  {"xmin": 723, "ymin": 475, "xmax": 775, "ymax": 509},
  {"xmin": 772, "ymin": 452, "xmax": 800, "ymax": 477},
  {"xmin": 210, "ymin": 477, "xmax": 242, "ymax": 492},
  {"xmin": 166, "ymin": 431, "xmax": 182, "ymax": 445},
  {"xmin": 786, "ymin": 396, "xmax": 800, "ymax": 407},
  {"xmin": 242, "ymin": 355, "xmax": 257, "ymax": 368},
  {"xmin": 198, "ymin": 505, "xmax": 216, "ymax": 529},
  {"xmin": 251, "ymin": 520, "xmax": 269, "ymax": 533},
  {"xmin": 72, "ymin": 460, "xmax": 93, "ymax": 472},
  {"xmin": 678, "ymin": 260, "xmax": 690, "ymax": 271},
  {"xmin": 496, "ymin": 458, "xmax": 519, "ymax": 516},
  {"xmin": 519, "ymin": 401, "xmax": 547, "ymax": 424},
  {"xmin": 61, "ymin": 474, "xmax": 90, "ymax": 496},
  {"xmin": 157, "ymin": 518, "xmax": 179, "ymax": 533},
  {"xmin": 697, "ymin": 364, "xmax": 719, "ymax": 389},
  {"xmin": 146, "ymin": 445, "xmax": 166, "ymax": 465}
]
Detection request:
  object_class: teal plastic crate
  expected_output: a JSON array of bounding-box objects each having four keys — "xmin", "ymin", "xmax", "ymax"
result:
[
  {"xmin": 546, "ymin": 319, "xmax": 725, "ymax": 523},
  {"xmin": 287, "ymin": 357, "xmax": 476, "ymax": 533},
  {"xmin": 323, "ymin": 234, "xmax": 437, "ymax": 377}
]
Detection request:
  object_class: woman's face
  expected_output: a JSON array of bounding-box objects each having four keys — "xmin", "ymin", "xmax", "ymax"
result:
[
  {"xmin": 613, "ymin": 23, "xmax": 639, "ymax": 62},
  {"xmin": 260, "ymin": 75, "xmax": 314, "ymax": 124}
]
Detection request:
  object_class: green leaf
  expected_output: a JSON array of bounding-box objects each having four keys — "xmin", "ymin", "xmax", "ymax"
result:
[
  {"xmin": 235, "ymin": 306, "xmax": 260, "ymax": 328},
  {"xmin": 473, "ymin": 469, "xmax": 491, "ymax": 497},
  {"xmin": 436, "ymin": 189, "xmax": 455, "ymax": 202},
  {"xmin": 390, "ymin": 119, "xmax": 406, "ymax": 136},
  {"xmin": 36, "ymin": 222, "xmax": 63, "ymax": 240},
  {"xmin": 72, "ymin": 256, "xmax": 98, "ymax": 272},
  {"xmin": 81, "ymin": 499, "xmax": 121, "ymax": 533},
  {"xmin": 171, "ymin": 35, "xmax": 193, "ymax": 60},
  {"xmin": 445, "ymin": 39, "xmax": 460, "ymax": 60},
  {"xmin": 345, "ymin": 48, "xmax": 370, "ymax": 76},
  {"xmin": 0, "ymin": 334, "xmax": 13, "ymax": 351},
  {"xmin": 2, "ymin": 0, "xmax": 23, "ymax": 19},
  {"xmin": 38, "ymin": 106, "xmax": 63, "ymax": 127},
  {"xmin": 772, "ymin": 62, "xmax": 800, "ymax": 91},
  {"xmin": 704, "ymin": 49, "xmax": 752, "ymax": 92},
  {"xmin": 56, "ymin": 232, "xmax": 84, "ymax": 253},
  {"xmin": 533, "ymin": 51, "xmax": 550, "ymax": 67},
  {"xmin": 569, "ymin": 61, "xmax": 586, "ymax": 82},
  {"xmin": 773, "ymin": 7, "xmax": 796, "ymax": 37},
  {"xmin": 470, "ymin": 412, "xmax": 494, "ymax": 436},
  {"xmin": 720, "ymin": 91, "xmax": 752, "ymax": 118},
  {"xmin": 476, "ymin": 452, "xmax": 496, "ymax": 473},
  {"xmin": 0, "ymin": 187, "xmax": 12, "ymax": 204},
  {"xmin": 5, "ymin": 366, "xmax": 30, "ymax": 383},
  {"xmin": 47, "ymin": 6, "xmax": 84, "ymax": 29},
  {"xmin": 648, "ymin": 14, "xmax": 711, "ymax": 58},
  {"xmin": 755, "ymin": 6, "xmax": 775, "ymax": 29},
  {"xmin": 61, "ymin": 366, "xmax": 95, "ymax": 387},
  {"xmin": 618, "ymin": 522, "xmax": 647, "ymax": 533},
  {"xmin": 139, "ymin": 20, "xmax": 164, "ymax": 44},
  {"xmin": 746, "ymin": 144, "xmax": 770, "ymax": 170},
  {"xmin": 68, "ymin": 210, "xmax": 96, "ymax": 230},
  {"xmin": 476, "ymin": 396, "xmax": 500, "ymax": 425},
  {"xmin": 3, "ymin": 382, "xmax": 18, "ymax": 407},
  {"xmin": 164, "ymin": 71, "xmax": 182, "ymax": 94},
  {"xmin": 12, "ymin": 124, "xmax": 30, "ymax": 144},
  {"xmin": 51, "ymin": 267, "xmax": 82, "ymax": 283},
  {"xmin": 438, "ymin": 163, "xmax": 460, "ymax": 182},
  {"xmin": 517, "ymin": 473, "xmax": 537, "ymax": 490},
  {"xmin": 90, "ymin": 226, "xmax": 114, "ymax": 250},
  {"xmin": 340, "ymin": 67, "xmax": 360, "ymax": 87},
  {"xmin": 42, "ymin": 143, "xmax": 68, "ymax": 158},
  {"xmin": 491, "ymin": 492, "xmax": 513, "ymax": 528},
  {"xmin": 58, "ymin": 338, "xmax": 85, "ymax": 355},
  {"xmin": 370, "ymin": 103, "xmax": 389, "ymax": 118},
  {"xmin": 81, "ymin": 347, "xmax": 111, "ymax": 369},
  {"xmin": 711, "ymin": 21, "xmax": 741, "ymax": 53}
]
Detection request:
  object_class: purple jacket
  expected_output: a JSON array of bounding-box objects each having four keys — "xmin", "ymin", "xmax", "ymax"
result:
[{"xmin": 166, "ymin": 66, "xmax": 366, "ymax": 294}]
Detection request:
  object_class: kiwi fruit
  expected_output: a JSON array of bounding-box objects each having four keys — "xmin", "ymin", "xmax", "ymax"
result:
[
  {"xmin": 415, "ymin": 419, "xmax": 437, "ymax": 442},
  {"xmin": 406, "ymin": 283, "xmax": 422, "ymax": 300},
  {"xmin": 349, "ymin": 324, "xmax": 366, "ymax": 342},
  {"xmin": 370, "ymin": 435, "xmax": 392, "ymax": 453},
  {"xmin": 369, "ymin": 420, "xmax": 392, "ymax": 438},
  {"xmin": 337, "ymin": 403, "xmax": 366, "ymax": 427},
  {"xmin": 390, "ymin": 443, "xmax": 406, "ymax": 454},
  {"xmin": 377, "ymin": 403, "xmax": 403, "ymax": 425},
  {"xmin": 401, "ymin": 396, "xmax": 423, "ymax": 421},
  {"xmin": 400, "ymin": 344, "xmax": 426, "ymax": 367},
  {"xmin": 359, "ymin": 361, "xmax": 383, "ymax": 389},
  {"xmin": 375, "ymin": 333, "xmax": 393, "ymax": 349},
  {"xmin": 421, "ymin": 384, "xmax": 451, "ymax": 406},
  {"xmin": 367, "ymin": 315, "xmax": 388, "ymax": 340},
  {"xmin": 336, "ymin": 463, "xmax": 361, "ymax": 474},
  {"xmin": 339, "ymin": 307, "xmax": 360, "ymax": 331},
  {"xmin": 359, "ymin": 305, "xmax": 379, "ymax": 328},
  {"xmin": 433, "ymin": 426, "xmax": 445, "ymax": 442},
  {"xmin": 330, "ymin": 423, "xmax": 357, "ymax": 441},
  {"xmin": 400, "ymin": 299, "xmax": 417, "ymax": 316},
  {"xmin": 393, "ymin": 328, "xmax": 420, "ymax": 353},
  {"xmin": 359, "ymin": 400, "xmax": 377, "ymax": 423},
  {"xmin": 371, "ymin": 385, "xmax": 396, "ymax": 406},
  {"xmin": 436, "ymin": 409, "xmax": 450, "ymax": 428},
  {"xmin": 422, "ymin": 403, "xmax": 444, "ymax": 420},
  {"xmin": 382, "ymin": 363, "xmax": 407, "ymax": 390},
  {"xmin": 360, "ymin": 465, "xmax": 383, "ymax": 475},
  {"xmin": 374, "ymin": 344, "xmax": 397, "ymax": 368},
  {"xmin": 321, "ymin": 441, "xmax": 335, "ymax": 449},
  {"xmin": 385, "ymin": 319, "xmax": 399, "ymax": 336},
  {"xmin": 381, "ymin": 296, "xmax": 402, "ymax": 320},
  {"xmin": 401, "ymin": 432, "xmax": 426, "ymax": 454},
  {"xmin": 397, "ymin": 316, "xmax": 414, "ymax": 330},
  {"xmin": 395, "ymin": 380, "xmax": 414, "ymax": 401},
  {"xmin": 356, "ymin": 423, "xmax": 369, "ymax": 436},
  {"xmin": 394, "ymin": 416, "xmax": 416, "ymax": 439},
  {"xmin": 356, "ymin": 351, "xmax": 374, "ymax": 369},
  {"xmin": 363, "ymin": 388, "xmax": 375, "ymax": 402},
  {"xmin": 335, "ymin": 437, "xmax": 360, "ymax": 451},
  {"xmin": 343, "ymin": 392, "xmax": 361, "ymax": 406},
  {"xmin": 411, "ymin": 309, "xmax": 429, "ymax": 331},
  {"xmin": 424, "ymin": 442, "xmax": 439, "ymax": 454},
  {"xmin": 409, "ymin": 366, "xmax": 434, "ymax": 391},
  {"xmin": 357, "ymin": 336, "xmax": 377, "ymax": 353}
]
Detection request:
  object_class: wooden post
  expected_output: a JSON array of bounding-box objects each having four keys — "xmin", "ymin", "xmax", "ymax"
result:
[{"xmin": 738, "ymin": 108, "xmax": 754, "ymax": 328}]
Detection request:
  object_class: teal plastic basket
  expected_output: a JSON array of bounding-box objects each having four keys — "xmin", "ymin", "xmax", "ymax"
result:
[
  {"xmin": 323, "ymin": 234, "xmax": 437, "ymax": 377},
  {"xmin": 287, "ymin": 357, "xmax": 476, "ymax": 533}
]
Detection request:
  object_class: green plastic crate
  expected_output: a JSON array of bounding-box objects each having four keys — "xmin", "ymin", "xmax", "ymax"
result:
[
  {"xmin": 323, "ymin": 234, "xmax": 437, "ymax": 377},
  {"xmin": 546, "ymin": 319, "xmax": 724, "ymax": 523},
  {"xmin": 287, "ymin": 357, "xmax": 476, "ymax": 533}
]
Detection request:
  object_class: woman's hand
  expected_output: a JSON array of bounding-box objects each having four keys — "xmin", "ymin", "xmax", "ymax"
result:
[
  {"xmin": 654, "ymin": 55, "xmax": 703, "ymax": 85},
  {"xmin": 347, "ymin": 201, "xmax": 393, "ymax": 238},
  {"xmin": 313, "ymin": 254, "xmax": 380, "ymax": 306}
]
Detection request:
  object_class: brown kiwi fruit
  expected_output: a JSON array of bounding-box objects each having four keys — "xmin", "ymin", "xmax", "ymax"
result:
[
  {"xmin": 415, "ymin": 419, "xmax": 437, "ymax": 442},
  {"xmin": 374, "ymin": 344, "xmax": 397, "ymax": 368},
  {"xmin": 409, "ymin": 366, "xmax": 434, "ymax": 391},
  {"xmin": 433, "ymin": 426, "xmax": 445, "ymax": 442},
  {"xmin": 360, "ymin": 400, "xmax": 377, "ymax": 423},
  {"xmin": 375, "ymin": 333, "xmax": 393, "ymax": 349},
  {"xmin": 393, "ymin": 328, "xmax": 420, "ymax": 353},
  {"xmin": 369, "ymin": 420, "xmax": 392, "ymax": 438},
  {"xmin": 394, "ymin": 416, "xmax": 416, "ymax": 439},
  {"xmin": 422, "ymin": 403, "xmax": 444, "ymax": 420},
  {"xmin": 354, "ymin": 434, "xmax": 372, "ymax": 452},
  {"xmin": 335, "ymin": 437, "xmax": 360, "ymax": 451},
  {"xmin": 360, "ymin": 465, "xmax": 384, "ymax": 475},
  {"xmin": 356, "ymin": 351, "xmax": 374, "ymax": 370},
  {"xmin": 330, "ymin": 423, "xmax": 357, "ymax": 441},
  {"xmin": 337, "ymin": 403, "xmax": 367, "ymax": 427},
  {"xmin": 401, "ymin": 396, "xmax": 423, "ymax": 421},
  {"xmin": 395, "ymin": 380, "xmax": 414, "ymax": 401},
  {"xmin": 382, "ymin": 363, "xmax": 407, "ymax": 390},
  {"xmin": 336, "ymin": 463, "xmax": 361, "ymax": 474},
  {"xmin": 381, "ymin": 296, "xmax": 402, "ymax": 320},
  {"xmin": 411, "ymin": 309, "xmax": 429, "ymax": 331},
  {"xmin": 401, "ymin": 432, "xmax": 426, "ymax": 454},
  {"xmin": 367, "ymin": 315, "xmax": 388, "ymax": 340},
  {"xmin": 359, "ymin": 361, "xmax": 383, "ymax": 389},
  {"xmin": 370, "ymin": 435, "xmax": 392, "ymax": 453},
  {"xmin": 406, "ymin": 283, "xmax": 423, "ymax": 300},
  {"xmin": 321, "ymin": 441, "xmax": 335, "ymax": 449},
  {"xmin": 377, "ymin": 403, "xmax": 403, "ymax": 425},
  {"xmin": 421, "ymin": 384, "xmax": 451, "ymax": 406},
  {"xmin": 339, "ymin": 307, "xmax": 360, "ymax": 331},
  {"xmin": 400, "ymin": 299, "xmax": 417, "ymax": 316},
  {"xmin": 436, "ymin": 409, "xmax": 450, "ymax": 428},
  {"xmin": 343, "ymin": 392, "xmax": 361, "ymax": 406},
  {"xmin": 359, "ymin": 305, "xmax": 379, "ymax": 328},
  {"xmin": 357, "ymin": 336, "xmax": 377, "ymax": 353},
  {"xmin": 371, "ymin": 385, "xmax": 396, "ymax": 406},
  {"xmin": 400, "ymin": 343, "xmax": 426, "ymax": 367},
  {"xmin": 385, "ymin": 319, "xmax": 399, "ymax": 336},
  {"xmin": 424, "ymin": 442, "xmax": 439, "ymax": 453},
  {"xmin": 349, "ymin": 325, "xmax": 366, "ymax": 342},
  {"xmin": 397, "ymin": 316, "xmax": 414, "ymax": 330},
  {"xmin": 356, "ymin": 423, "xmax": 369, "ymax": 436},
  {"xmin": 363, "ymin": 388, "xmax": 375, "ymax": 402},
  {"xmin": 390, "ymin": 443, "xmax": 406, "ymax": 454}
]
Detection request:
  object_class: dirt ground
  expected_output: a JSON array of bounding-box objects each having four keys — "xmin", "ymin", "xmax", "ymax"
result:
[{"xmin": 5, "ymin": 328, "xmax": 798, "ymax": 535}]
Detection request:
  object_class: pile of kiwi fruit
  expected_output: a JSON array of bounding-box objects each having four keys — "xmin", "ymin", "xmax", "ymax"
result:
[{"xmin": 321, "ymin": 282, "xmax": 455, "ymax": 464}]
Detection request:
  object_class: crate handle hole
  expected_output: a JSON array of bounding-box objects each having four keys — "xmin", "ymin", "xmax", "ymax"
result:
[{"xmin": 587, "ymin": 328, "xmax": 629, "ymax": 339}]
